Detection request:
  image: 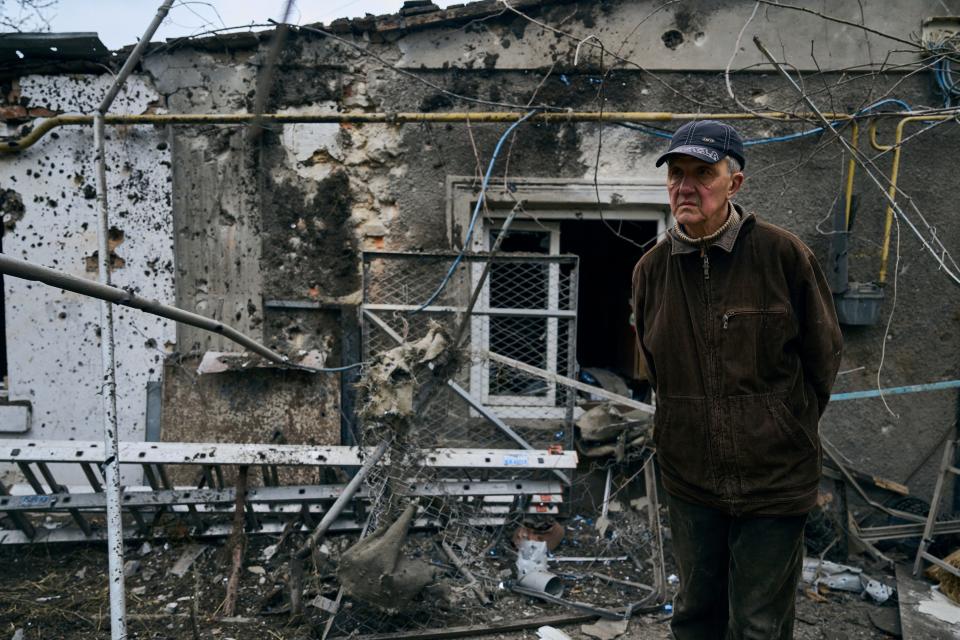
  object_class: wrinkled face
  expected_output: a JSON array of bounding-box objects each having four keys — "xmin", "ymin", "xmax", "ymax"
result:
[{"xmin": 666, "ymin": 155, "xmax": 744, "ymax": 237}]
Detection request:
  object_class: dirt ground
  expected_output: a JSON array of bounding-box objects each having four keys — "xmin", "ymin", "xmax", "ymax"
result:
[{"xmin": 0, "ymin": 530, "xmax": 906, "ymax": 640}]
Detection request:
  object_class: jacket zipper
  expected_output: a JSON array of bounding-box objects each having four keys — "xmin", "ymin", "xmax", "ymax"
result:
[
  {"xmin": 722, "ymin": 307, "xmax": 786, "ymax": 329},
  {"xmin": 701, "ymin": 246, "xmax": 728, "ymax": 499}
]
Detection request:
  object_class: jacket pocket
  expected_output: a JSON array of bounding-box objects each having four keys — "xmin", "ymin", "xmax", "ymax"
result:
[
  {"xmin": 654, "ymin": 396, "xmax": 716, "ymax": 492},
  {"xmin": 769, "ymin": 397, "xmax": 818, "ymax": 451},
  {"xmin": 720, "ymin": 307, "xmax": 789, "ymax": 394},
  {"xmin": 729, "ymin": 395, "xmax": 819, "ymax": 496}
]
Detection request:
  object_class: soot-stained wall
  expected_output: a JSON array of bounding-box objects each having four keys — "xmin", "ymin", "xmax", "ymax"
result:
[
  {"xmin": 1, "ymin": 0, "xmax": 958, "ymax": 504},
  {"xmin": 193, "ymin": 0, "xmax": 955, "ymax": 502}
]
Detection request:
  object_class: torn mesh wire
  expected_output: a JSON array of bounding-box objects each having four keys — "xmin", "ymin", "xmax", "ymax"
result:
[{"xmin": 309, "ymin": 252, "xmax": 661, "ymax": 635}]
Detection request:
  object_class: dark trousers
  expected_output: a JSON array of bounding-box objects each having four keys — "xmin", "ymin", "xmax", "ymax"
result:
[{"xmin": 666, "ymin": 493, "xmax": 807, "ymax": 640}]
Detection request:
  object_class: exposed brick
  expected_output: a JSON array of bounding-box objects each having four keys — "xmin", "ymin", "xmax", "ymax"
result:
[{"xmin": 0, "ymin": 105, "xmax": 58, "ymax": 121}]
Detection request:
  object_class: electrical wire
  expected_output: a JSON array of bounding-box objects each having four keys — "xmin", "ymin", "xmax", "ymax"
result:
[
  {"xmin": 411, "ymin": 109, "xmax": 540, "ymax": 313},
  {"xmin": 615, "ymin": 98, "xmax": 915, "ymax": 145},
  {"xmin": 932, "ymin": 45, "xmax": 960, "ymax": 107},
  {"xmin": 299, "ymin": 362, "xmax": 366, "ymax": 373}
]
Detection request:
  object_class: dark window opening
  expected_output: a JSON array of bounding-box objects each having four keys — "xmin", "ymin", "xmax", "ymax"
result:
[{"xmin": 559, "ymin": 219, "xmax": 658, "ymax": 386}]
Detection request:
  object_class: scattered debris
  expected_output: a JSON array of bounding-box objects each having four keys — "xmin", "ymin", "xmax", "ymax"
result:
[
  {"xmin": 196, "ymin": 349, "xmax": 330, "ymax": 375},
  {"xmin": 441, "ymin": 540, "xmax": 490, "ymax": 605},
  {"xmin": 356, "ymin": 321, "xmax": 450, "ymax": 419},
  {"xmin": 169, "ymin": 544, "xmax": 209, "ymax": 578},
  {"xmin": 575, "ymin": 404, "xmax": 652, "ymax": 460},
  {"xmin": 123, "ymin": 559, "xmax": 142, "ymax": 578},
  {"xmin": 802, "ymin": 558, "xmax": 895, "ymax": 603},
  {"xmin": 581, "ymin": 617, "xmax": 630, "ymax": 640},
  {"xmin": 867, "ymin": 608, "xmax": 903, "ymax": 637},
  {"xmin": 925, "ymin": 548, "xmax": 960, "ymax": 605},
  {"xmin": 337, "ymin": 503, "xmax": 438, "ymax": 614},
  {"xmin": 307, "ymin": 595, "xmax": 339, "ymax": 614},
  {"xmin": 260, "ymin": 544, "xmax": 279, "ymax": 562},
  {"xmin": 579, "ymin": 368, "xmax": 632, "ymax": 399},
  {"xmin": 552, "ymin": 556, "xmax": 630, "ymax": 563},
  {"xmin": 536, "ymin": 626, "xmax": 574, "ymax": 640},
  {"xmin": 587, "ymin": 572, "xmax": 655, "ymax": 593}
]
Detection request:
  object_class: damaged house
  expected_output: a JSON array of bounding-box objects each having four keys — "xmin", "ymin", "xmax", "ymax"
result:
[{"xmin": 0, "ymin": 0, "xmax": 959, "ymax": 638}]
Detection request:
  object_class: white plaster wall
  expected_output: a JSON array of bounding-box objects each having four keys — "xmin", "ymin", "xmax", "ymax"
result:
[
  {"xmin": 1, "ymin": 74, "xmax": 176, "ymax": 484},
  {"xmin": 576, "ymin": 125, "xmax": 663, "ymax": 182},
  {"xmin": 396, "ymin": 0, "xmax": 927, "ymax": 72}
]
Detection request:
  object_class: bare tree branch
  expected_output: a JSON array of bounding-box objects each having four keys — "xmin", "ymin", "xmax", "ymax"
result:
[
  {"xmin": 756, "ymin": 0, "xmax": 920, "ymax": 50},
  {"xmin": 0, "ymin": 0, "xmax": 57, "ymax": 32}
]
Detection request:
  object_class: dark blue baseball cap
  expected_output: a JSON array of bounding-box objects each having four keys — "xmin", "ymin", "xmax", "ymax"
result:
[{"xmin": 655, "ymin": 120, "xmax": 746, "ymax": 169}]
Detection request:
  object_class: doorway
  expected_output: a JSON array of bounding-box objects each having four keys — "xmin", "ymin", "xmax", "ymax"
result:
[{"xmin": 560, "ymin": 219, "xmax": 658, "ymax": 384}]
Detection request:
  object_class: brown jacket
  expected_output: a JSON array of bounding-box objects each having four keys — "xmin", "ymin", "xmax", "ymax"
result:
[{"xmin": 632, "ymin": 207, "xmax": 842, "ymax": 516}]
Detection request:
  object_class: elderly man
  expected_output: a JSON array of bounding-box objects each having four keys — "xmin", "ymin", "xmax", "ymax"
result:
[{"xmin": 632, "ymin": 120, "xmax": 842, "ymax": 640}]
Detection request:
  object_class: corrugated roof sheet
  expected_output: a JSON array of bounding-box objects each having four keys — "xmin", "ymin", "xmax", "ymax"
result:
[{"xmin": 0, "ymin": 32, "xmax": 108, "ymax": 64}]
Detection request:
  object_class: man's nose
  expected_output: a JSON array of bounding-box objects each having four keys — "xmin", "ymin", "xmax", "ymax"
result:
[{"xmin": 677, "ymin": 174, "xmax": 697, "ymax": 193}]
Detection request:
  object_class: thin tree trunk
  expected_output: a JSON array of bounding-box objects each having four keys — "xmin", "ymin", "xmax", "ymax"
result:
[{"xmin": 223, "ymin": 466, "xmax": 249, "ymax": 617}]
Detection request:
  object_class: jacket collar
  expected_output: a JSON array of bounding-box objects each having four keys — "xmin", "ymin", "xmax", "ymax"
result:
[{"xmin": 668, "ymin": 202, "xmax": 752, "ymax": 255}]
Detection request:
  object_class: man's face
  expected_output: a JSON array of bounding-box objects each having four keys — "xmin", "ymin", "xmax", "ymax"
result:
[{"xmin": 666, "ymin": 155, "xmax": 744, "ymax": 237}]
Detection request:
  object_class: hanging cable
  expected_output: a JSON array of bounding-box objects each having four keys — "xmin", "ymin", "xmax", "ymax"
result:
[
  {"xmin": 927, "ymin": 35, "xmax": 960, "ymax": 107},
  {"xmin": 411, "ymin": 109, "xmax": 540, "ymax": 313}
]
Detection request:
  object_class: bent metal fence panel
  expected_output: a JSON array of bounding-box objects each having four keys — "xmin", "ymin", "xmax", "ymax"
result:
[{"xmin": 360, "ymin": 250, "xmax": 579, "ymax": 453}]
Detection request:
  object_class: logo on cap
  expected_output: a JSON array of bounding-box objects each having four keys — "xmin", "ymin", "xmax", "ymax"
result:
[{"xmin": 681, "ymin": 145, "xmax": 719, "ymax": 162}]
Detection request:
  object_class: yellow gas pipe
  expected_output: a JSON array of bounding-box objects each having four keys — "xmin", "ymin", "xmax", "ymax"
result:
[
  {"xmin": 0, "ymin": 110, "xmax": 867, "ymax": 154},
  {"xmin": 868, "ymin": 115, "xmax": 952, "ymax": 284},
  {"xmin": 843, "ymin": 120, "xmax": 859, "ymax": 230}
]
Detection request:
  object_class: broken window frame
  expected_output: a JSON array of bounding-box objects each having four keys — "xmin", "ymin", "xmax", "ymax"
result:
[
  {"xmin": 469, "ymin": 221, "xmax": 562, "ymax": 413},
  {"xmin": 447, "ymin": 176, "xmax": 670, "ymax": 421}
]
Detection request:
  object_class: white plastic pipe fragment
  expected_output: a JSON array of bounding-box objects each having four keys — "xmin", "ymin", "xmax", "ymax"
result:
[{"xmin": 801, "ymin": 557, "xmax": 894, "ymax": 603}]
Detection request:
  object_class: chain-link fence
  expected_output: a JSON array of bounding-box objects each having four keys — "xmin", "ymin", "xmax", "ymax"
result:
[{"xmin": 361, "ymin": 251, "xmax": 578, "ymax": 453}]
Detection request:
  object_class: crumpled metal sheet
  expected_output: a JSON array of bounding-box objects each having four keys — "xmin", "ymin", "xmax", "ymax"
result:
[{"xmin": 196, "ymin": 349, "xmax": 329, "ymax": 374}]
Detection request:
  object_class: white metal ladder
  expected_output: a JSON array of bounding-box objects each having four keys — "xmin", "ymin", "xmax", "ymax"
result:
[{"xmin": 913, "ymin": 439, "xmax": 960, "ymax": 579}]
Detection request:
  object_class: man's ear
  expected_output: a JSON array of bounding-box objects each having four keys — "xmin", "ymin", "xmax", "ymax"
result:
[{"xmin": 728, "ymin": 171, "xmax": 744, "ymax": 198}]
